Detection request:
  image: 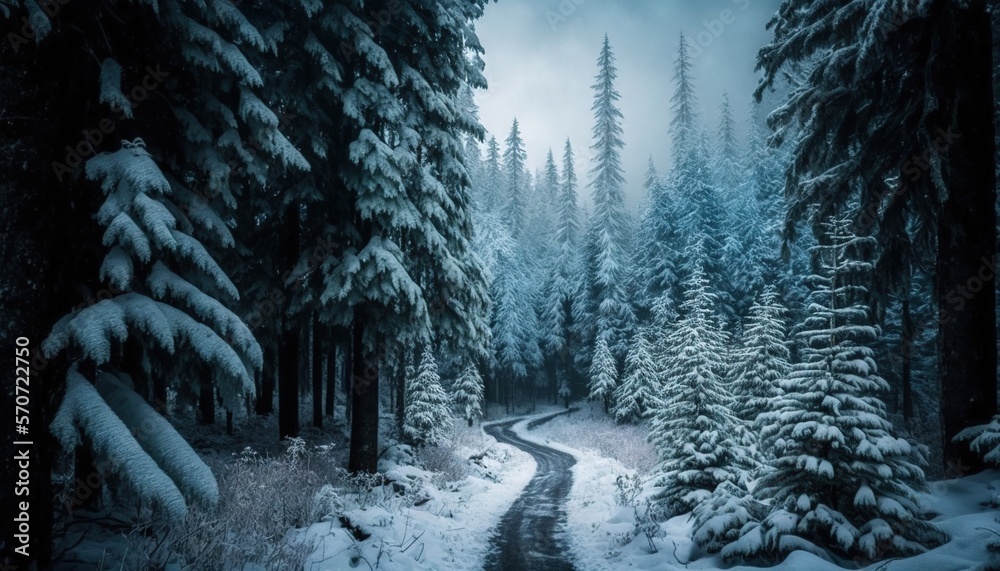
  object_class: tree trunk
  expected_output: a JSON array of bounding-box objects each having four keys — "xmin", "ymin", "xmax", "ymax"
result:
[
  {"xmin": 278, "ymin": 204, "xmax": 300, "ymax": 439},
  {"xmin": 396, "ymin": 360, "xmax": 406, "ymax": 440},
  {"xmin": 348, "ymin": 319, "xmax": 379, "ymax": 474},
  {"xmin": 901, "ymin": 295, "xmax": 914, "ymax": 420},
  {"xmin": 934, "ymin": 0, "xmax": 998, "ymax": 473},
  {"xmin": 256, "ymin": 343, "xmax": 275, "ymax": 415},
  {"xmin": 326, "ymin": 327, "xmax": 337, "ymax": 418},
  {"xmin": 312, "ymin": 313, "xmax": 323, "ymax": 429},
  {"xmin": 343, "ymin": 332, "xmax": 354, "ymax": 424},
  {"xmin": 278, "ymin": 330, "xmax": 300, "ymax": 439},
  {"xmin": 198, "ymin": 369, "xmax": 215, "ymax": 425}
]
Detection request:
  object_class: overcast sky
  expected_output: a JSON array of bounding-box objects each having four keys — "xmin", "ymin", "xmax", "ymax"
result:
[{"xmin": 474, "ymin": 0, "xmax": 783, "ymax": 208}]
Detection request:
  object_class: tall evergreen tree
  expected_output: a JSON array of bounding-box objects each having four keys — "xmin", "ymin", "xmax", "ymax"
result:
[
  {"xmin": 502, "ymin": 118, "xmax": 528, "ymax": 237},
  {"xmin": 588, "ymin": 335, "xmax": 618, "ymax": 414},
  {"xmin": 756, "ymin": 0, "xmax": 997, "ymax": 470},
  {"xmin": 730, "ymin": 286, "xmax": 791, "ymax": 441},
  {"xmin": 725, "ymin": 218, "xmax": 946, "ymax": 565},
  {"xmin": 647, "ymin": 261, "xmax": 748, "ymax": 518},
  {"xmin": 453, "ymin": 364, "xmax": 485, "ymax": 427},
  {"xmin": 541, "ymin": 138, "xmax": 582, "ymax": 401},
  {"xmin": 583, "ymin": 34, "xmax": 636, "ymax": 366},
  {"xmin": 612, "ymin": 331, "xmax": 659, "ymax": 423}
]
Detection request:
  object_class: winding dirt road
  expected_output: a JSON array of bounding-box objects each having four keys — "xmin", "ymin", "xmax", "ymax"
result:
[{"xmin": 483, "ymin": 411, "xmax": 577, "ymax": 571}]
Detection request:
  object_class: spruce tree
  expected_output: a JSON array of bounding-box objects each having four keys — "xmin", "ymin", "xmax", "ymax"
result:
[
  {"xmin": 612, "ymin": 331, "xmax": 659, "ymax": 423},
  {"xmin": 725, "ymin": 218, "xmax": 946, "ymax": 565},
  {"xmin": 453, "ymin": 364, "xmax": 485, "ymax": 427},
  {"xmin": 502, "ymin": 118, "xmax": 528, "ymax": 237},
  {"xmin": 404, "ymin": 349, "xmax": 452, "ymax": 447},
  {"xmin": 647, "ymin": 262, "xmax": 748, "ymax": 518},
  {"xmin": 757, "ymin": 0, "xmax": 996, "ymax": 470},
  {"xmin": 588, "ymin": 336, "xmax": 618, "ymax": 414},
  {"xmin": 583, "ymin": 34, "xmax": 636, "ymax": 365},
  {"xmin": 541, "ymin": 138, "xmax": 582, "ymax": 401},
  {"xmin": 730, "ymin": 286, "xmax": 791, "ymax": 441}
]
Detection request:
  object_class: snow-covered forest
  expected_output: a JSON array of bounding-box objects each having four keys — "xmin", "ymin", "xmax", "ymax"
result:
[{"xmin": 2, "ymin": 0, "xmax": 1000, "ymax": 569}]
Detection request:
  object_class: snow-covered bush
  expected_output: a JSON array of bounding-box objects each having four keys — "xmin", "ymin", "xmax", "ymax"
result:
[
  {"xmin": 116, "ymin": 441, "xmax": 328, "ymax": 570},
  {"xmin": 691, "ymin": 481, "xmax": 764, "ymax": 554}
]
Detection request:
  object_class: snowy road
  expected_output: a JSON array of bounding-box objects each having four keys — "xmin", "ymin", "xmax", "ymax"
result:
[{"xmin": 483, "ymin": 411, "xmax": 577, "ymax": 571}]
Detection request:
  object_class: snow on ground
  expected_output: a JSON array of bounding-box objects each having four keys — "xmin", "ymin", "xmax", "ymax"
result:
[
  {"xmin": 520, "ymin": 406, "xmax": 1000, "ymax": 571},
  {"xmin": 300, "ymin": 414, "xmax": 566, "ymax": 570}
]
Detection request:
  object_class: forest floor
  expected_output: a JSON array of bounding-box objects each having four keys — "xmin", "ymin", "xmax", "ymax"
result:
[
  {"xmin": 51, "ymin": 400, "xmax": 1000, "ymax": 570},
  {"xmin": 521, "ymin": 401, "xmax": 1000, "ymax": 571}
]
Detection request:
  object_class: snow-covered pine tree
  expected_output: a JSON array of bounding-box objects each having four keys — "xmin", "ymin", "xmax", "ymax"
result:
[
  {"xmin": 724, "ymin": 217, "xmax": 946, "ymax": 565},
  {"xmin": 664, "ymin": 35, "xmax": 731, "ymax": 322},
  {"xmin": 757, "ymin": 0, "xmax": 996, "ymax": 471},
  {"xmin": 540, "ymin": 138, "xmax": 583, "ymax": 402},
  {"xmin": 713, "ymin": 91, "xmax": 743, "ymax": 196},
  {"xmin": 481, "ymin": 135, "xmax": 506, "ymax": 213},
  {"xmin": 502, "ymin": 118, "xmax": 529, "ymax": 237},
  {"xmin": 582, "ymin": 34, "xmax": 636, "ymax": 367},
  {"xmin": 637, "ymin": 156, "xmax": 680, "ymax": 314},
  {"xmin": 404, "ymin": 348, "xmax": 452, "ymax": 447},
  {"xmin": 30, "ymin": 0, "xmax": 307, "ymax": 528},
  {"xmin": 314, "ymin": 0, "xmax": 493, "ymax": 472},
  {"xmin": 491, "ymin": 250, "xmax": 543, "ymax": 411},
  {"xmin": 542, "ymin": 148, "xmax": 561, "ymax": 210},
  {"xmin": 588, "ymin": 335, "xmax": 618, "ymax": 414},
  {"xmin": 647, "ymin": 261, "xmax": 749, "ymax": 519},
  {"xmin": 730, "ymin": 286, "xmax": 790, "ymax": 449},
  {"xmin": 453, "ymin": 364, "xmax": 485, "ymax": 427},
  {"xmin": 612, "ymin": 330, "xmax": 659, "ymax": 423}
]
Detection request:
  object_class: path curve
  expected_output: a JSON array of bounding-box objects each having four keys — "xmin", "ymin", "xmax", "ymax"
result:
[{"xmin": 483, "ymin": 410, "xmax": 577, "ymax": 571}]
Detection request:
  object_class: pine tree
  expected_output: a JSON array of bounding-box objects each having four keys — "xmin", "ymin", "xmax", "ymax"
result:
[
  {"xmin": 647, "ymin": 262, "xmax": 748, "ymax": 518},
  {"xmin": 491, "ymin": 250, "xmax": 543, "ymax": 409},
  {"xmin": 543, "ymin": 148, "xmax": 561, "ymax": 209},
  {"xmin": 315, "ymin": 0, "xmax": 493, "ymax": 472},
  {"xmin": 583, "ymin": 35, "xmax": 636, "ymax": 365},
  {"xmin": 588, "ymin": 336, "xmax": 618, "ymax": 414},
  {"xmin": 541, "ymin": 138, "xmax": 582, "ymax": 401},
  {"xmin": 453, "ymin": 364, "xmax": 485, "ymax": 427},
  {"xmin": 724, "ymin": 218, "xmax": 946, "ymax": 564},
  {"xmin": 404, "ymin": 348, "xmax": 452, "ymax": 447},
  {"xmin": 730, "ymin": 286, "xmax": 790, "ymax": 440},
  {"xmin": 713, "ymin": 91, "xmax": 743, "ymax": 196},
  {"xmin": 638, "ymin": 156, "xmax": 679, "ymax": 312},
  {"xmin": 664, "ymin": 35, "xmax": 731, "ymax": 321},
  {"xmin": 757, "ymin": 0, "xmax": 996, "ymax": 470},
  {"xmin": 482, "ymin": 135, "xmax": 505, "ymax": 213},
  {"xmin": 502, "ymin": 118, "xmax": 528, "ymax": 236},
  {"xmin": 612, "ymin": 331, "xmax": 659, "ymax": 423}
]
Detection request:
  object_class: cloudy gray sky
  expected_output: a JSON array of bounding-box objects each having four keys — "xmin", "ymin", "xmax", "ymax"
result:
[{"xmin": 474, "ymin": 0, "xmax": 783, "ymax": 207}]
